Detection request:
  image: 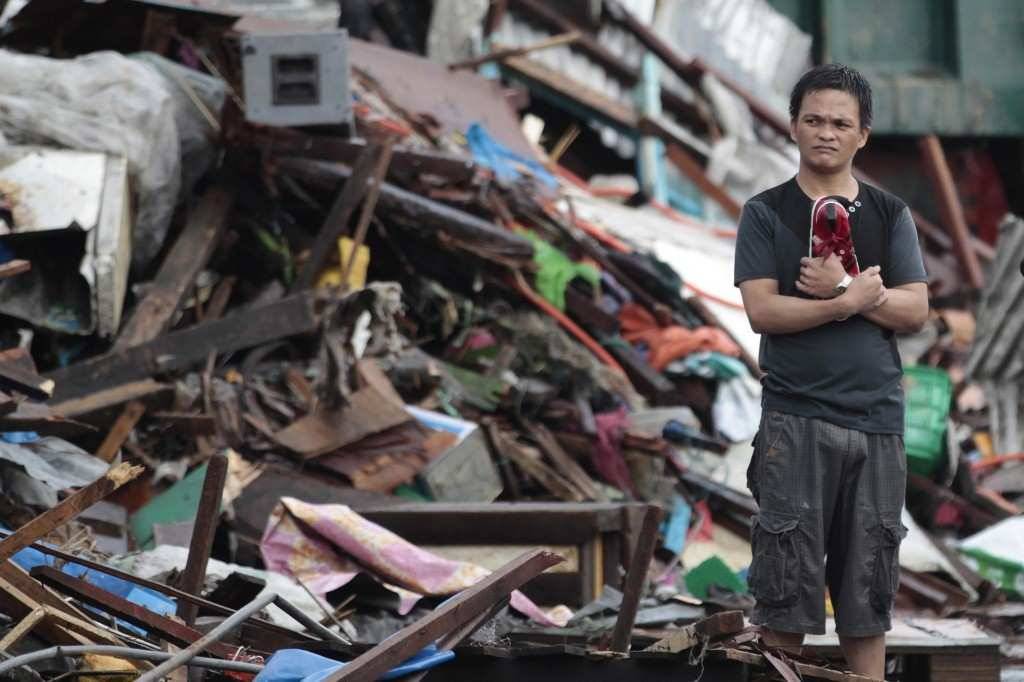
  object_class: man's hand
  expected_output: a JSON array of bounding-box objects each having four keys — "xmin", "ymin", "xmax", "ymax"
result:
[
  {"xmin": 837, "ymin": 266, "xmax": 887, "ymax": 318},
  {"xmin": 796, "ymin": 254, "xmax": 848, "ymax": 298}
]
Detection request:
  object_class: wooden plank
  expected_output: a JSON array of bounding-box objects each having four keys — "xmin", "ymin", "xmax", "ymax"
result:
[
  {"xmin": 918, "ymin": 135, "xmax": 985, "ymax": 290},
  {"xmin": 0, "ymin": 357, "xmax": 54, "ymax": 400},
  {"xmin": 506, "ymin": 0, "xmax": 710, "ymax": 133},
  {"xmin": 33, "ymin": 566, "xmax": 238, "ymax": 658},
  {"xmin": 355, "ymin": 502, "xmax": 631, "ymax": 545},
  {"xmin": 0, "ymin": 563, "xmax": 116, "ymax": 646},
  {"xmin": 0, "ymin": 529, "xmax": 315, "ymax": 645},
  {"xmin": 273, "ymin": 385, "xmax": 412, "ymax": 459},
  {"xmin": 0, "ymin": 462, "xmax": 144, "ymax": 564},
  {"xmin": 449, "ymin": 31, "xmax": 581, "ymax": 71},
  {"xmin": 664, "ymin": 134, "xmax": 742, "ymax": 220},
  {"xmin": 116, "ymin": 186, "xmax": 236, "ymax": 348},
  {"xmin": 339, "ymin": 137, "xmax": 395, "ymax": 290},
  {"xmin": 0, "ymin": 607, "xmax": 45, "ymax": 651},
  {"xmin": 49, "ymin": 379, "xmax": 174, "ymax": 421},
  {"xmin": 525, "ymin": 420, "xmax": 605, "ymax": 502},
  {"xmin": 46, "ymin": 292, "xmax": 319, "ymax": 402},
  {"xmin": 0, "ymin": 259, "xmax": 30, "ymax": 279},
  {"xmin": 292, "ymin": 141, "xmax": 384, "ymax": 291},
  {"xmin": 485, "ymin": 423, "xmax": 584, "ymax": 502},
  {"xmin": 719, "ymin": 648, "xmax": 880, "ymax": 681},
  {"xmin": 323, "ymin": 550, "xmax": 563, "ymax": 681},
  {"xmin": 94, "ymin": 400, "xmax": 146, "ymax": 463},
  {"xmin": 643, "ymin": 611, "xmax": 745, "ymax": 654},
  {"xmin": 609, "ymin": 505, "xmax": 663, "ymax": 653},
  {"xmin": 240, "ymin": 128, "xmax": 477, "ymax": 184},
  {"xmin": 502, "ymin": 54, "xmax": 638, "ymax": 130},
  {"xmin": 151, "ymin": 412, "xmax": 217, "ymax": 436},
  {"xmin": 278, "ymin": 158, "xmax": 534, "ymax": 264},
  {"xmin": 176, "ymin": 452, "xmax": 228, "ymax": 626}
]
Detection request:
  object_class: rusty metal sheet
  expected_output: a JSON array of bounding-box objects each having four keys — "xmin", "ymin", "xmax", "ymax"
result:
[{"xmin": 347, "ymin": 38, "xmax": 537, "ymax": 159}]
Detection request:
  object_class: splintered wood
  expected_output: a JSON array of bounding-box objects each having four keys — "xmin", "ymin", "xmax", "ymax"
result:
[{"xmin": 0, "ymin": 462, "xmax": 144, "ymax": 564}]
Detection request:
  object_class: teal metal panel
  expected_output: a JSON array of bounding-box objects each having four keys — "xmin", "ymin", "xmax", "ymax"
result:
[
  {"xmin": 956, "ymin": 0, "xmax": 1024, "ymax": 87},
  {"xmin": 770, "ymin": 0, "xmax": 1024, "ymax": 134},
  {"xmin": 822, "ymin": 0, "xmax": 956, "ymax": 76}
]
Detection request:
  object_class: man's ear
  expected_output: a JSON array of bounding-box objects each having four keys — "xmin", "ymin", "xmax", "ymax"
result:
[
  {"xmin": 790, "ymin": 119, "xmax": 798, "ymax": 143},
  {"xmin": 857, "ymin": 126, "xmax": 871, "ymax": 149}
]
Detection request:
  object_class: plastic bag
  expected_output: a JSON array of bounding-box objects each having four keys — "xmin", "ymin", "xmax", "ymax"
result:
[{"xmin": 0, "ymin": 49, "xmax": 180, "ymax": 270}]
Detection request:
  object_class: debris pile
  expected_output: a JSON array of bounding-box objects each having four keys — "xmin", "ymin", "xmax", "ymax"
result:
[{"xmin": 0, "ymin": 1, "xmax": 1017, "ymax": 680}]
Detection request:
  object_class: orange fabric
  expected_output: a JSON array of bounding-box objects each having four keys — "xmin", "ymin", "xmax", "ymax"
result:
[{"xmin": 619, "ymin": 302, "xmax": 741, "ymax": 371}]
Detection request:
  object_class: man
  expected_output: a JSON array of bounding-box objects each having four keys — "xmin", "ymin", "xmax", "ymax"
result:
[{"xmin": 734, "ymin": 64, "xmax": 929, "ymax": 679}]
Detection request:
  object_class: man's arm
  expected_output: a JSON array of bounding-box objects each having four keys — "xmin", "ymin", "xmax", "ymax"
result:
[
  {"xmin": 739, "ymin": 269, "xmax": 884, "ymax": 335},
  {"xmin": 860, "ymin": 282, "xmax": 928, "ymax": 333}
]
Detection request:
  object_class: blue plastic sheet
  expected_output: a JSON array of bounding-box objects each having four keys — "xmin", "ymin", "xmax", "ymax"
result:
[
  {"xmin": 255, "ymin": 646, "xmax": 455, "ymax": 681},
  {"xmin": 9, "ymin": 541, "xmax": 176, "ymax": 636},
  {"xmin": 466, "ymin": 123, "xmax": 557, "ymax": 188},
  {"xmin": 0, "ymin": 431, "xmax": 39, "ymax": 444}
]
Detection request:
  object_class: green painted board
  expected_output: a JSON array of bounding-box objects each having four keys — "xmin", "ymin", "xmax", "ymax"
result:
[{"xmin": 129, "ymin": 463, "xmax": 209, "ymax": 550}]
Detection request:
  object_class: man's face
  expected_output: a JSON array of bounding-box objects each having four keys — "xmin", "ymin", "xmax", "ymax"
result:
[{"xmin": 790, "ymin": 89, "xmax": 869, "ymax": 173}]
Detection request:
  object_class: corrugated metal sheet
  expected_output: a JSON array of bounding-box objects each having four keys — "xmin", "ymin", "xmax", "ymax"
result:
[
  {"xmin": 967, "ymin": 214, "xmax": 1024, "ymax": 382},
  {"xmin": 966, "ymin": 214, "xmax": 1024, "ymax": 459},
  {"xmin": 655, "ymin": 0, "xmax": 811, "ymax": 121},
  {"xmin": 495, "ymin": 0, "xmax": 705, "ymax": 160}
]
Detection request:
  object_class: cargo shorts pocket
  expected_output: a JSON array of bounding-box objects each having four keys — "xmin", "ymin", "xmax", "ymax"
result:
[
  {"xmin": 868, "ymin": 518, "xmax": 908, "ymax": 614},
  {"xmin": 749, "ymin": 512, "xmax": 801, "ymax": 608}
]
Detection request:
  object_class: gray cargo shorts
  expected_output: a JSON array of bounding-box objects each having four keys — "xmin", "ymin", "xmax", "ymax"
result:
[{"xmin": 746, "ymin": 410, "xmax": 908, "ymax": 636}]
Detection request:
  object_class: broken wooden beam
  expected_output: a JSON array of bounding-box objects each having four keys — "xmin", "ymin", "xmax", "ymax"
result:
[
  {"xmin": 292, "ymin": 141, "xmax": 386, "ymax": 291},
  {"xmin": 0, "ymin": 462, "xmax": 144, "ymax": 565},
  {"xmin": 918, "ymin": 134, "xmax": 986, "ymax": 289},
  {"xmin": 177, "ymin": 452, "xmax": 228, "ymax": 626},
  {"xmin": 46, "ymin": 292, "xmax": 319, "ymax": 402},
  {"xmin": 0, "ymin": 563, "xmax": 123, "ymax": 647},
  {"xmin": 280, "ymin": 158, "xmax": 534, "ymax": 264},
  {"xmin": 0, "ymin": 528, "xmax": 314, "ymax": 644},
  {"xmin": 32, "ymin": 566, "xmax": 239, "ymax": 658},
  {"xmin": 448, "ymin": 31, "xmax": 581, "ymax": 71},
  {"xmin": 238, "ymin": 128, "xmax": 477, "ymax": 184},
  {"xmin": 339, "ymin": 137, "xmax": 395, "ymax": 289},
  {"xmin": 641, "ymin": 610, "xmax": 745, "ymax": 654},
  {"xmin": 94, "ymin": 400, "xmax": 146, "ymax": 463},
  {"xmin": 609, "ymin": 505, "xmax": 663, "ymax": 653},
  {"xmin": 322, "ymin": 549, "xmax": 562, "ymax": 681},
  {"xmin": 116, "ymin": 185, "xmax": 236, "ymax": 348}
]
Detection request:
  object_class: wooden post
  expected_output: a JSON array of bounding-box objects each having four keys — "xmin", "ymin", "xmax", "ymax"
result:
[{"xmin": 176, "ymin": 453, "xmax": 229, "ymax": 626}]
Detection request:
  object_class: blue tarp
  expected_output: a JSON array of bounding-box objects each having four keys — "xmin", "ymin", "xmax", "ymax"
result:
[
  {"xmin": 466, "ymin": 123, "xmax": 557, "ymax": 188},
  {"xmin": 255, "ymin": 646, "xmax": 455, "ymax": 681}
]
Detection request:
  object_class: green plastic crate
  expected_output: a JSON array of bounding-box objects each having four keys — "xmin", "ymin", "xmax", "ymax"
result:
[
  {"xmin": 959, "ymin": 548, "xmax": 1024, "ymax": 598},
  {"xmin": 902, "ymin": 365, "xmax": 952, "ymax": 476}
]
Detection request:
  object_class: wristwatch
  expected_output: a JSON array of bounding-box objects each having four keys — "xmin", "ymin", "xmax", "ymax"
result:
[{"xmin": 833, "ymin": 273, "xmax": 853, "ymax": 296}]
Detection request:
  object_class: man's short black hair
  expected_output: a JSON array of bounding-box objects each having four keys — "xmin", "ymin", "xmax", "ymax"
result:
[{"xmin": 789, "ymin": 63, "xmax": 873, "ymax": 129}]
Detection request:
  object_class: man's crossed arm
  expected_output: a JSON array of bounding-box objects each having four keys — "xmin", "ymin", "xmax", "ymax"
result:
[{"xmin": 739, "ymin": 254, "xmax": 928, "ymax": 335}]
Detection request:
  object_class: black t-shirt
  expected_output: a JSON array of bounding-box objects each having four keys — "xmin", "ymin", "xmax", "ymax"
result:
[{"xmin": 734, "ymin": 176, "xmax": 928, "ymax": 434}]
